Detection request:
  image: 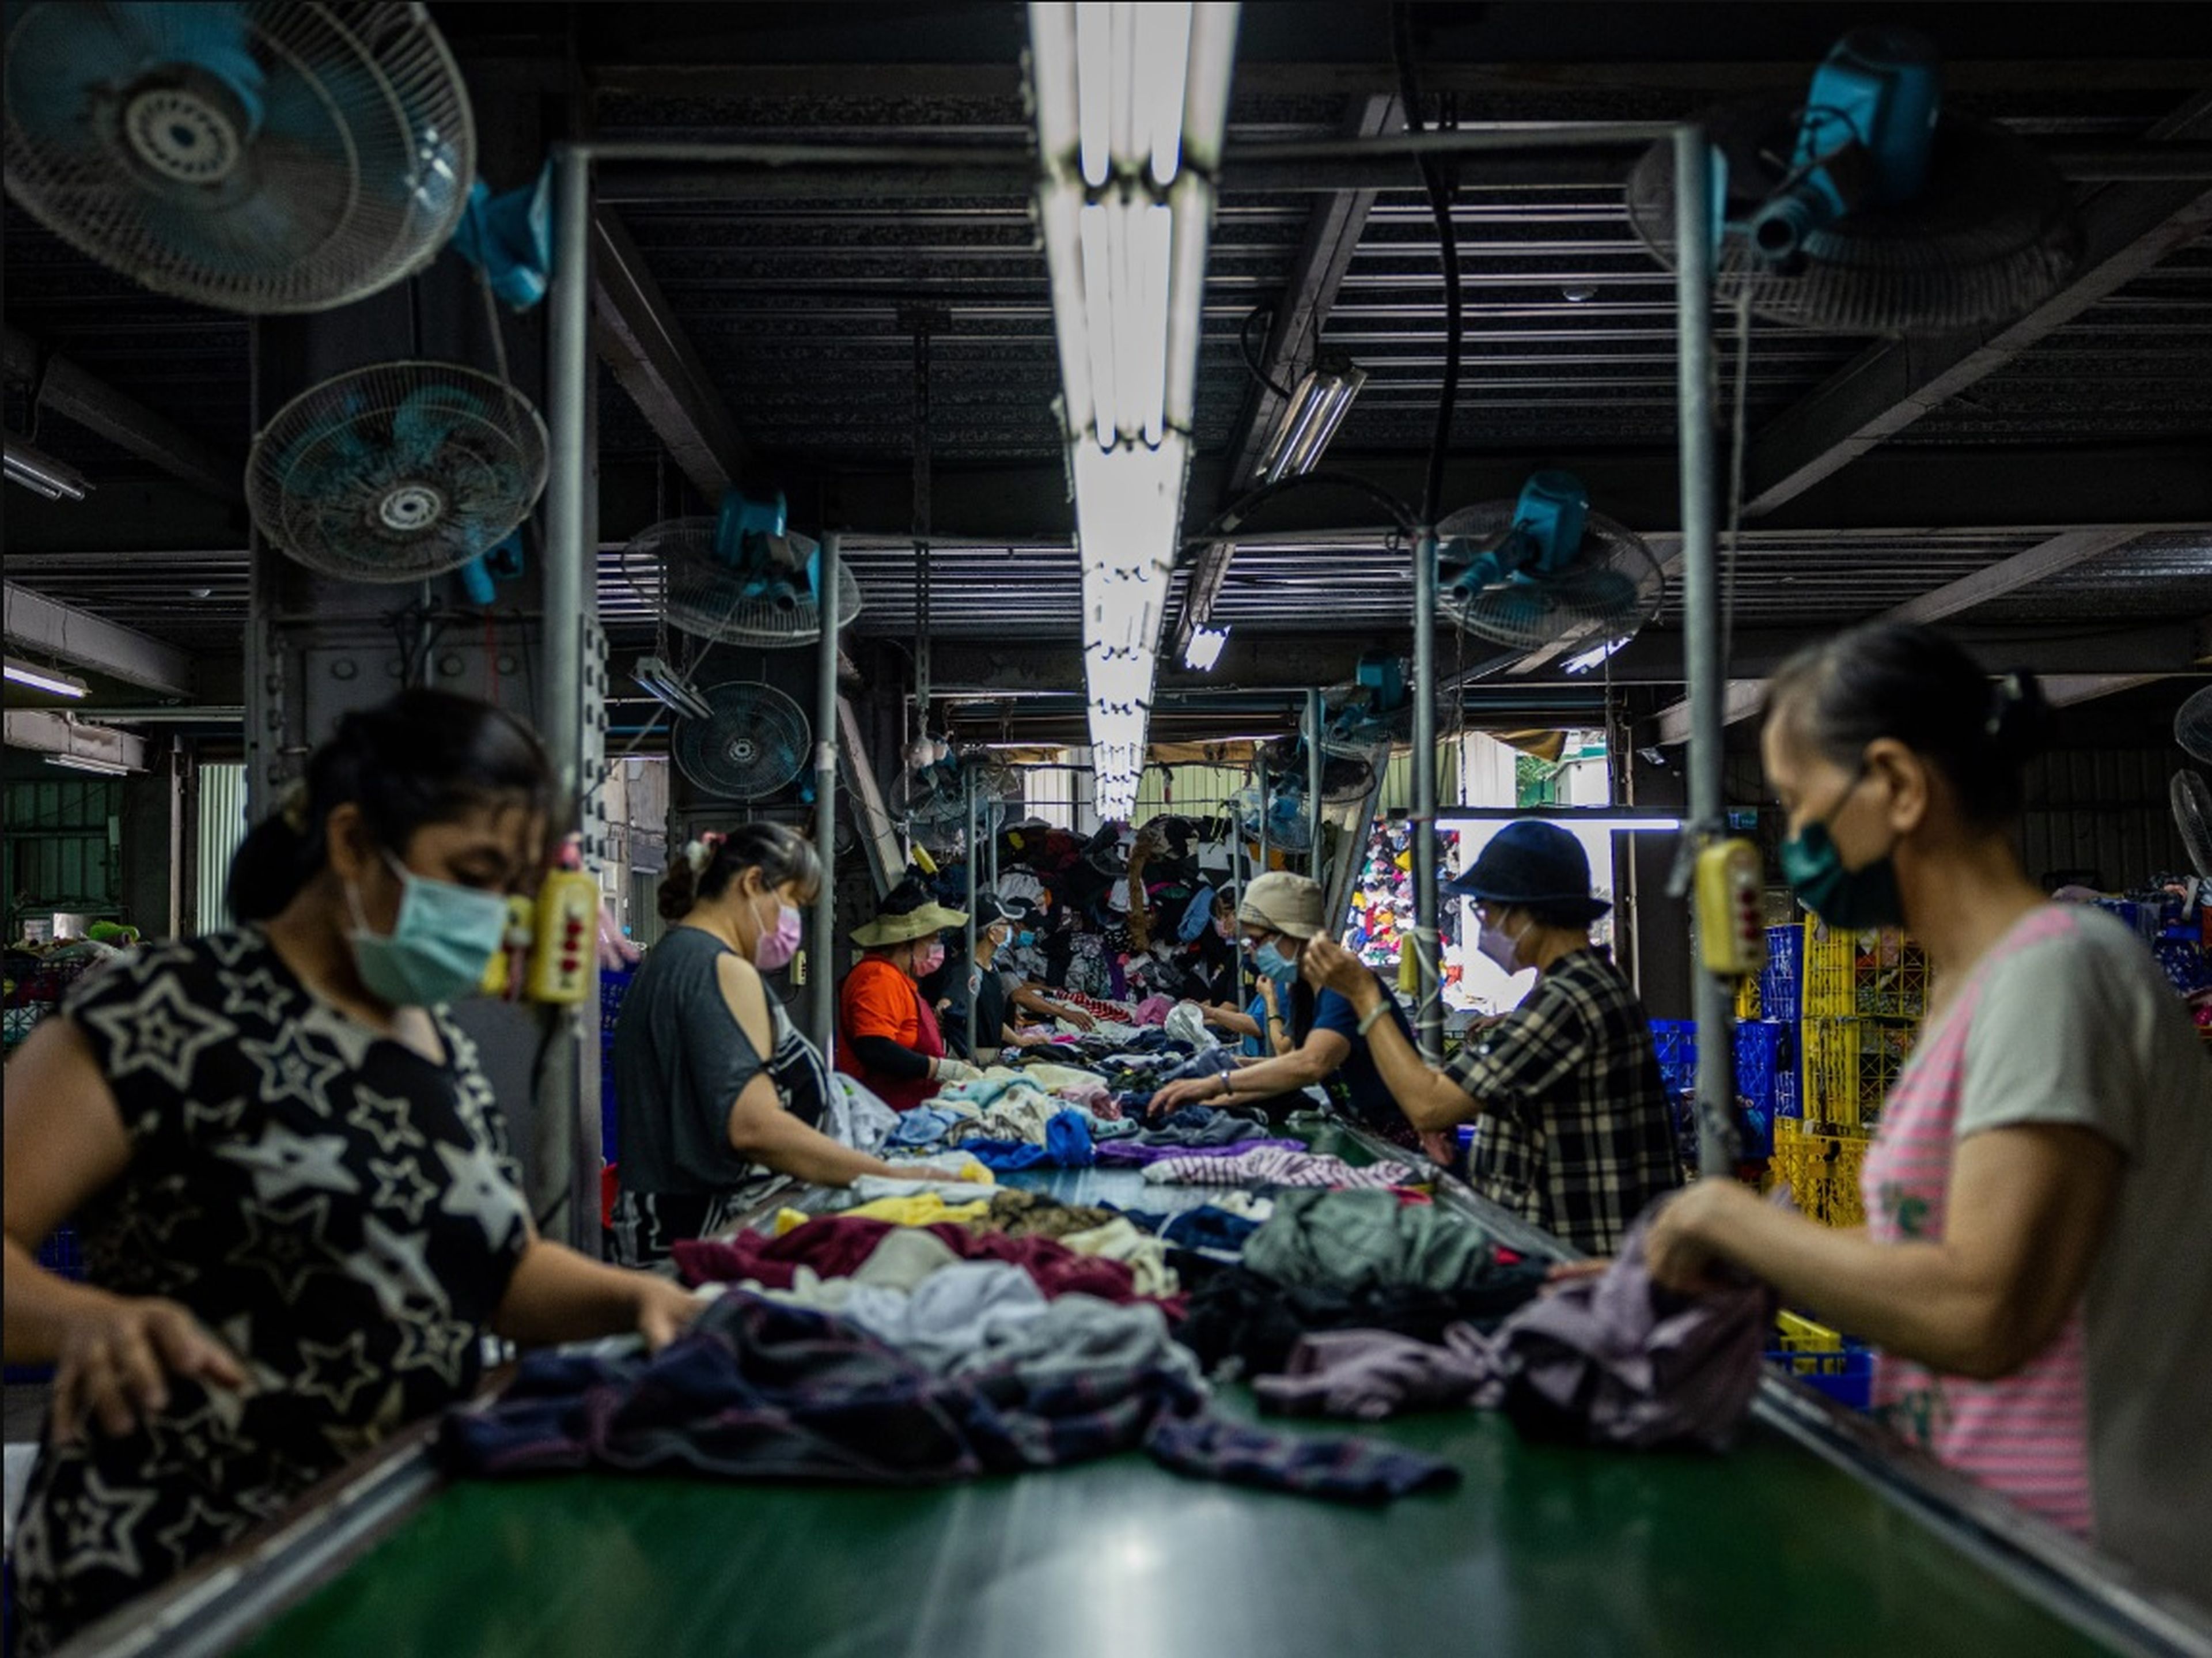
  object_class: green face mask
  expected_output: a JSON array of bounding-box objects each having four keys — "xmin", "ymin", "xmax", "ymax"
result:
[{"xmin": 1778, "ymin": 771, "xmax": 1904, "ymax": 930}]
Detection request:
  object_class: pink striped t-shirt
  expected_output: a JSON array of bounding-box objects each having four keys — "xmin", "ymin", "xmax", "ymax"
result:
[{"xmin": 1859, "ymin": 906, "xmax": 2094, "ymax": 1536}]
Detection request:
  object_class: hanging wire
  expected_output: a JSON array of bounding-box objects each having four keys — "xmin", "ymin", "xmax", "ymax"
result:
[{"xmin": 1238, "ymin": 304, "xmax": 1298, "ymax": 401}]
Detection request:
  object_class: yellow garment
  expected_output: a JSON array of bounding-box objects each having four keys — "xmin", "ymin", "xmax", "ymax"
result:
[{"xmin": 772, "ymin": 1193, "xmax": 990, "ymax": 1236}]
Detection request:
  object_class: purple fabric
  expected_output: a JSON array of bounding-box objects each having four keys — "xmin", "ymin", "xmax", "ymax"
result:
[
  {"xmin": 1253, "ymin": 1326, "xmax": 1497, "ymax": 1422},
  {"xmin": 1246, "ymin": 1205, "xmax": 1774, "ymax": 1450},
  {"xmin": 1494, "ymin": 1208, "xmax": 1774, "ymax": 1451},
  {"xmin": 1096, "ymin": 1137, "xmax": 1306, "ymax": 1167}
]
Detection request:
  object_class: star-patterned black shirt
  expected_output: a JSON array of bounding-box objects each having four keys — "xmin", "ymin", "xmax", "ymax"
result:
[{"xmin": 12, "ymin": 928, "xmax": 532, "ymax": 1653}]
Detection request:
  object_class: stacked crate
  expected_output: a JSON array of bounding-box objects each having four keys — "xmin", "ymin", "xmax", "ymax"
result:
[{"xmin": 1773, "ymin": 918, "xmax": 1928, "ymax": 1228}]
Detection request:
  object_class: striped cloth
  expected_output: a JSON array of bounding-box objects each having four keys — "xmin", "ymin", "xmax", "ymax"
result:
[
  {"xmin": 1141, "ymin": 1146, "xmax": 1421, "ymax": 1190},
  {"xmin": 1860, "ymin": 906, "xmax": 2093, "ymax": 1539}
]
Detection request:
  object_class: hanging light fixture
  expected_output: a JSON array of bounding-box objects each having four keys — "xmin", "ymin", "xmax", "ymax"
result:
[
  {"xmin": 1029, "ymin": 1, "xmax": 1240, "ymax": 822},
  {"xmin": 1253, "ymin": 357, "xmax": 1369, "ymax": 484}
]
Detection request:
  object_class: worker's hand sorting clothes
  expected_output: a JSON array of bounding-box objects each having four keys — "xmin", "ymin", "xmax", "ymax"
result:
[
  {"xmin": 49, "ymin": 1293, "xmax": 249, "ymax": 1445},
  {"xmin": 930, "ymin": 1056, "xmax": 982, "ymax": 1085},
  {"xmin": 1052, "ymin": 1004, "xmax": 1097, "ymax": 1031},
  {"xmin": 1641, "ymin": 1179, "xmax": 1751, "ymax": 1293},
  {"xmin": 1145, "ymin": 1072, "xmax": 1233, "ymax": 1119},
  {"xmin": 1298, "ymin": 936, "xmax": 1370, "ymax": 999}
]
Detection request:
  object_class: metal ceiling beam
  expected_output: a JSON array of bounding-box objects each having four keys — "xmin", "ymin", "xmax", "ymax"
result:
[
  {"xmin": 4, "ymin": 580, "xmax": 194, "ymax": 696},
  {"xmin": 589, "ymin": 207, "xmax": 760, "ymax": 501},
  {"xmin": 1173, "ymin": 94, "xmax": 1397, "ymax": 664},
  {"xmin": 2040, "ymin": 673, "xmax": 2180, "ymax": 707},
  {"xmin": 2, "ymin": 708, "xmax": 147, "ymax": 774},
  {"xmin": 1739, "ymin": 95, "xmax": 2212, "ymax": 518},
  {"xmin": 1645, "ymin": 528, "xmax": 2156, "ymax": 743},
  {"xmin": 2, "ymin": 325, "xmax": 243, "ymax": 502},
  {"xmin": 582, "ymin": 60, "xmax": 2212, "ymax": 100}
]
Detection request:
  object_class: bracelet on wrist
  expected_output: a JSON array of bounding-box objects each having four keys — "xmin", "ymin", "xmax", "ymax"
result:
[{"xmin": 1355, "ymin": 1001, "xmax": 1390, "ymax": 1037}]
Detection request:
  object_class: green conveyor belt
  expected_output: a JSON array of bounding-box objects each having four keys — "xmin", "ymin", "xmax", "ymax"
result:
[{"xmin": 226, "ymin": 1158, "xmax": 2118, "ymax": 1656}]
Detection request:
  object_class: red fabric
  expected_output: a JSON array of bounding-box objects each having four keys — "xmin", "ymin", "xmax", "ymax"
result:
[
  {"xmin": 836, "ymin": 956, "xmax": 945, "ymax": 1111},
  {"xmin": 673, "ymin": 1217, "xmax": 1183, "ymax": 1313}
]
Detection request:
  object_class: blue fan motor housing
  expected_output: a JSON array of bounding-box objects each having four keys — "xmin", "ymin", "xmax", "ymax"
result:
[{"xmin": 1750, "ymin": 28, "xmax": 1942, "ymax": 266}]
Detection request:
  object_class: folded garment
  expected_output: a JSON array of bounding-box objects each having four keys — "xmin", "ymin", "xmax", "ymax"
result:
[
  {"xmin": 1243, "ymin": 1189, "xmax": 1506, "ymax": 1295},
  {"xmin": 442, "ymin": 1292, "xmax": 1454, "ymax": 1505},
  {"xmin": 777, "ymin": 1193, "xmax": 990, "ymax": 1233},
  {"xmin": 976, "ymin": 1191, "xmax": 1122, "ymax": 1241},
  {"xmin": 1058, "ymin": 1218, "xmax": 1179, "ymax": 1298},
  {"xmin": 1141, "ymin": 1148, "xmax": 1422, "ymax": 1190},
  {"xmin": 677, "ymin": 1218, "xmax": 1157, "ymax": 1306},
  {"xmin": 1173, "ymin": 1260, "xmax": 1550, "ymax": 1377},
  {"xmin": 1252, "ymin": 1326, "xmax": 1495, "ymax": 1421},
  {"xmin": 1096, "ymin": 1137, "xmax": 1305, "ymax": 1168}
]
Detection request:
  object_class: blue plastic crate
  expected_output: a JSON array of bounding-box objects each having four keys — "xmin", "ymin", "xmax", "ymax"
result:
[
  {"xmin": 1650, "ymin": 1020, "xmax": 1697, "ymax": 1094},
  {"xmin": 2153, "ymin": 938, "xmax": 2209, "ymax": 995},
  {"xmin": 600, "ymin": 966, "xmax": 638, "ymax": 1030},
  {"xmin": 1767, "ymin": 1343, "xmax": 1873, "ymax": 1411},
  {"xmin": 1757, "ymin": 925, "xmax": 1803, "ymax": 1023},
  {"xmin": 1733, "ymin": 1021, "xmax": 1796, "ymax": 1119}
]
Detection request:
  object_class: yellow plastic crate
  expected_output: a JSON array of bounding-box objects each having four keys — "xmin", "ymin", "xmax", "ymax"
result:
[
  {"xmin": 1770, "ymin": 1118, "xmax": 1868, "ymax": 1228},
  {"xmin": 1735, "ymin": 975, "xmax": 1761, "ymax": 1021},
  {"xmin": 1800, "ymin": 919, "xmax": 1930, "ymax": 1022},
  {"xmin": 1775, "ymin": 1311, "xmax": 1844, "ymax": 1351},
  {"xmin": 1800, "ymin": 1016, "xmax": 1918, "ymax": 1131}
]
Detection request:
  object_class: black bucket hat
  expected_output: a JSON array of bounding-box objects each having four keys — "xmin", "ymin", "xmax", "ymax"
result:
[{"xmin": 1445, "ymin": 820, "xmax": 1610, "ymax": 925}]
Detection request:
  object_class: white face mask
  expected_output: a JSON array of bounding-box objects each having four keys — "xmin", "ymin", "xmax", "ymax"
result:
[{"xmin": 1476, "ymin": 910, "xmax": 1529, "ymax": 973}]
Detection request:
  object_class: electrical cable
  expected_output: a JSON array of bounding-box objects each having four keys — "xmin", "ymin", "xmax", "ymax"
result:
[
  {"xmin": 1393, "ymin": 2, "xmax": 1463, "ymax": 530},
  {"xmin": 1238, "ymin": 305, "xmax": 1298, "ymax": 402}
]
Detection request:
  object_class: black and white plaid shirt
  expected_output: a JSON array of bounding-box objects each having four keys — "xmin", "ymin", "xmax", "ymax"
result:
[{"xmin": 1447, "ymin": 948, "xmax": 1684, "ymax": 1254}]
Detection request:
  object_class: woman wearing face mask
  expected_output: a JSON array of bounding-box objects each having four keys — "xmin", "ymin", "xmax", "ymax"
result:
[
  {"xmin": 1302, "ymin": 820, "xmax": 1682, "ymax": 1251},
  {"xmin": 837, "ymin": 880, "xmax": 980, "ymax": 1111},
  {"xmin": 609, "ymin": 826, "xmax": 945, "ymax": 1269},
  {"xmin": 1145, "ymin": 873, "xmax": 1418, "ymax": 1135},
  {"xmin": 2, "ymin": 691, "xmax": 701, "ymax": 1654},
  {"xmin": 1639, "ymin": 623, "xmax": 2210, "ymax": 1598}
]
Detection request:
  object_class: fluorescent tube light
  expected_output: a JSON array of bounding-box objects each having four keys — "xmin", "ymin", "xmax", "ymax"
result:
[
  {"xmin": 1182, "ymin": 625, "xmax": 1229, "ymax": 672},
  {"xmin": 1562, "ymin": 637, "xmax": 1628, "ymax": 675},
  {"xmin": 44, "ymin": 752, "xmax": 130, "ymax": 777},
  {"xmin": 631, "ymin": 656, "xmax": 714, "ymax": 721},
  {"xmin": 3, "ymin": 440, "xmax": 91, "ymax": 501},
  {"xmin": 1255, "ymin": 359, "xmax": 1369, "ymax": 483},
  {"xmin": 5, "ymin": 659, "xmax": 90, "ymax": 699},
  {"xmin": 1029, "ymin": 1, "xmax": 1240, "ymax": 817}
]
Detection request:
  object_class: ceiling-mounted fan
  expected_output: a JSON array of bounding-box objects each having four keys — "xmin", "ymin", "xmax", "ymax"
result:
[
  {"xmin": 1434, "ymin": 470, "xmax": 1665, "ymax": 653},
  {"xmin": 1624, "ymin": 27, "xmax": 2081, "ymax": 335}
]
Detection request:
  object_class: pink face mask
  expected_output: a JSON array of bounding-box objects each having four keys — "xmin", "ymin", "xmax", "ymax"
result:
[
  {"xmin": 913, "ymin": 940, "xmax": 946, "ymax": 977},
  {"xmin": 755, "ymin": 900, "xmax": 803, "ymax": 971}
]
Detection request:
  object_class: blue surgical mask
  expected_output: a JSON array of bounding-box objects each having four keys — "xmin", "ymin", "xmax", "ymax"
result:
[
  {"xmin": 347, "ymin": 853, "xmax": 510, "ymax": 1007},
  {"xmin": 1779, "ymin": 766, "xmax": 1904, "ymax": 930},
  {"xmin": 1253, "ymin": 941, "xmax": 1297, "ymax": 984},
  {"xmin": 1017, "ymin": 931, "xmax": 1036, "ymax": 948}
]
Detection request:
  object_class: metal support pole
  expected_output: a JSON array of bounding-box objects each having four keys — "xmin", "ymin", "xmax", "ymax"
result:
[
  {"xmin": 538, "ymin": 143, "xmax": 594, "ymax": 1250},
  {"xmin": 1411, "ymin": 530, "xmax": 1442, "ymax": 1063},
  {"xmin": 1306, "ymin": 687, "xmax": 1325, "ymax": 885},
  {"xmin": 812, "ymin": 531, "xmax": 842, "ymax": 1064},
  {"xmin": 1673, "ymin": 125, "xmax": 1738, "ymax": 1178},
  {"xmin": 963, "ymin": 766, "xmax": 978, "ymax": 1054}
]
